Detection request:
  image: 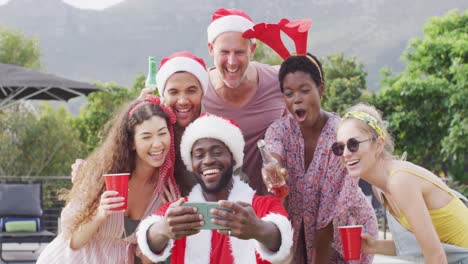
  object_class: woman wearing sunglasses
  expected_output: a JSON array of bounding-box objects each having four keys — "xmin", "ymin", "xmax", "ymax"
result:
[
  {"xmin": 335, "ymin": 103, "xmax": 468, "ymax": 263},
  {"xmin": 264, "ymin": 54, "xmax": 378, "ymax": 263}
]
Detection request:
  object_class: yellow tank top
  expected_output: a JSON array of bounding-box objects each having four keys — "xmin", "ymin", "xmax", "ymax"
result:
[{"xmin": 390, "ymin": 169, "xmax": 468, "ymax": 248}]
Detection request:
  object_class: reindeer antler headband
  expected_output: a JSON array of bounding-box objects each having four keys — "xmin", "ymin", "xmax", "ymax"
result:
[{"xmin": 242, "ymin": 18, "xmax": 322, "ymax": 82}]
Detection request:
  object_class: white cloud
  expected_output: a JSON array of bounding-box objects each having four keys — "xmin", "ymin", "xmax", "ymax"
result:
[
  {"xmin": 0, "ymin": 0, "xmax": 11, "ymax": 5},
  {"xmin": 62, "ymin": 0, "xmax": 126, "ymax": 10}
]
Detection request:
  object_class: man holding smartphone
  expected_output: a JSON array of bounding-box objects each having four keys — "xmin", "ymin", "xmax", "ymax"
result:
[{"xmin": 137, "ymin": 114, "xmax": 293, "ymax": 264}]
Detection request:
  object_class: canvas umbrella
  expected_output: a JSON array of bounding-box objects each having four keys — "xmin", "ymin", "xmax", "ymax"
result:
[{"xmin": 0, "ymin": 63, "xmax": 102, "ymax": 109}]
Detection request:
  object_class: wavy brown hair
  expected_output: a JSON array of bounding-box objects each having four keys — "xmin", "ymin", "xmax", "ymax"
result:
[{"xmin": 63, "ymin": 98, "xmax": 173, "ymax": 238}]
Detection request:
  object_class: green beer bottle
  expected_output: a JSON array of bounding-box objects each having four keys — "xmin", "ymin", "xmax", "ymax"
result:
[{"xmin": 145, "ymin": 56, "xmax": 157, "ymax": 89}]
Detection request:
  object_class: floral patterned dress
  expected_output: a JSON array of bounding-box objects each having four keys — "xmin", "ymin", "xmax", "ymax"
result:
[{"xmin": 265, "ymin": 113, "xmax": 378, "ymax": 263}]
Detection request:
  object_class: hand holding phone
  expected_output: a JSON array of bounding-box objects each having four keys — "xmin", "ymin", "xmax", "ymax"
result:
[{"xmin": 184, "ymin": 202, "xmax": 232, "ymax": 230}]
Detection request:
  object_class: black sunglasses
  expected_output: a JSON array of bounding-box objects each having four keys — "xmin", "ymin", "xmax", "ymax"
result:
[{"xmin": 331, "ymin": 137, "xmax": 376, "ymax": 156}]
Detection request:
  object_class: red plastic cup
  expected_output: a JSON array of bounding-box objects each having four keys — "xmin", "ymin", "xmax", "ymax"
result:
[
  {"xmin": 103, "ymin": 173, "xmax": 130, "ymax": 210},
  {"xmin": 339, "ymin": 225, "xmax": 363, "ymax": 261}
]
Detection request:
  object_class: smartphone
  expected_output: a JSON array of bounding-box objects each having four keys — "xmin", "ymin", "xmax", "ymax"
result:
[{"xmin": 184, "ymin": 202, "xmax": 232, "ymax": 230}]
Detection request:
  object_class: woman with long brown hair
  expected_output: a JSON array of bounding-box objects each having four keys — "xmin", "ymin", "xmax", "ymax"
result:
[{"xmin": 37, "ymin": 95, "xmax": 179, "ymax": 263}]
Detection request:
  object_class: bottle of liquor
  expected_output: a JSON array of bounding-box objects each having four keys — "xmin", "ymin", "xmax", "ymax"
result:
[
  {"xmin": 145, "ymin": 56, "xmax": 157, "ymax": 89},
  {"xmin": 257, "ymin": 139, "xmax": 289, "ymax": 199}
]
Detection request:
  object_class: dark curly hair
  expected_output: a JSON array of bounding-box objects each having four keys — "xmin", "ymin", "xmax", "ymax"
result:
[{"xmin": 278, "ymin": 53, "xmax": 324, "ymax": 93}]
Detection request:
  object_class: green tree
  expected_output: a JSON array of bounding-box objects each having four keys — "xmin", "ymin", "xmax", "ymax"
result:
[
  {"xmin": 321, "ymin": 53, "xmax": 368, "ymax": 114},
  {"xmin": 372, "ymin": 75, "xmax": 450, "ymax": 168},
  {"xmin": 253, "ymin": 42, "xmax": 283, "ymax": 65},
  {"xmin": 132, "ymin": 73, "xmax": 148, "ymax": 95},
  {"xmin": 0, "ymin": 103, "xmax": 85, "ymax": 176},
  {"xmin": 372, "ymin": 9, "xmax": 467, "ymax": 183},
  {"xmin": 73, "ymin": 76, "xmax": 144, "ymax": 153},
  {"xmin": 0, "ymin": 26, "xmax": 41, "ymax": 70},
  {"xmin": 405, "ymin": 10, "xmax": 467, "ymax": 178}
]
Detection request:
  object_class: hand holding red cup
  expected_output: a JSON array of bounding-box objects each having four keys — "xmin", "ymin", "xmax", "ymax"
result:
[
  {"xmin": 339, "ymin": 225, "xmax": 363, "ymax": 261},
  {"xmin": 103, "ymin": 173, "xmax": 130, "ymax": 211}
]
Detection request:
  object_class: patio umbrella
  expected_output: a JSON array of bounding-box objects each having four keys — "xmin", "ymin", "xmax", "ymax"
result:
[{"xmin": 0, "ymin": 63, "xmax": 102, "ymax": 109}]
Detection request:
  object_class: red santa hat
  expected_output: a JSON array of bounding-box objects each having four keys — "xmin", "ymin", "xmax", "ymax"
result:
[
  {"xmin": 207, "ymin": 8, "xmax": 255, "ymax": 43},
  {"xmin": 156, "ymin": 51, "xmax": 208, "ymax": 97},
  {"xmin": 180, "ymin": 113, "xmax": 245, "ymax": 171}
]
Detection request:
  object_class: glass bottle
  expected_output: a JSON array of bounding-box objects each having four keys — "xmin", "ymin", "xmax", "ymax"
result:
[
  {"xmin": 145, "ymin": 56, "xmax": 157, "ymax": 89},
  {"xmin": 257, "ymin": 139, "xmax": 289, "ymax": 198}
]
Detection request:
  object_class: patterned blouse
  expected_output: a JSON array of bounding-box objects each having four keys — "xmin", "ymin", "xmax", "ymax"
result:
[{"xmin": 265, "ymin": 113, "xmax": 378, "ymax": 263}]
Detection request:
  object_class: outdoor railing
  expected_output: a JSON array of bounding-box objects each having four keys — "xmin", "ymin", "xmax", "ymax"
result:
[{"xmin": 0, "ymin": 175, "xmax": 389, "ymax": 238}]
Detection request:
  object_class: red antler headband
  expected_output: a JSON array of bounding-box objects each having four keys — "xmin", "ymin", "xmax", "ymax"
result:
[
  {"xmin": 278, "ymin": 18, "xmax": 311, "ymax": 55},
  {"xmin": 242, "ymin": 23, "xmax": 290, "ymax": 59},
  {"xmin": 242, "ymin": 18, "xmax": 322, "ymax": 82},
  {"xmin": 242, "ymin": 18, "xmax": 311, "ymax": 59}
]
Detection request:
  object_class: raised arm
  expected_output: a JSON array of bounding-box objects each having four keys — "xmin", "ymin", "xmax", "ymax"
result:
[
  {"xmin": 263, "ymin": 120, "xmax": 288, "ymax": 191},
  {"xmin": 70, "ymin": 190, "xmax": 124, "ymax": 249},
  {"xmin": 389, "ymin": 173, "xmax": 447, "ymax": 264}
]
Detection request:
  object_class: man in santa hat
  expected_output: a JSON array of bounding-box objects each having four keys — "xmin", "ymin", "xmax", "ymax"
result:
[
  {"xmin": 203, "ymin": 8, "xmax": 285, "ymax": 196},
  {"xmin": 137, "ymin": 114, "xmax": 293, "ymax": 264},
  {"xmin": 153, "ymin": 51, "xmax": 209, "ymax": 196},
  {"xmin": 72, "ymin": 51, "xmax": 209, "ymax": 196}
]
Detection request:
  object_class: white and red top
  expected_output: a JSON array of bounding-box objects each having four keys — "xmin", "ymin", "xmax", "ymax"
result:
[{"xmin": 137, "ymin": 177, "xmax": 293, "ymax": 264}]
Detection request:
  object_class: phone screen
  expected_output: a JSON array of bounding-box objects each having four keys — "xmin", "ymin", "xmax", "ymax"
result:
[{"xmin": 184, "ymin": 202, "xmax": 232, "ymax": 230}]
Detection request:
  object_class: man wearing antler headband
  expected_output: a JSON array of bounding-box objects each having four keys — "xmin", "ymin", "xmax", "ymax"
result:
[
  {"xmin": 202, "ymin": 8, "xmax": 286, "ymax": 196},
  {"xmin": 243, "ymin": 18, "xmax": 379, "ymax": 263}
]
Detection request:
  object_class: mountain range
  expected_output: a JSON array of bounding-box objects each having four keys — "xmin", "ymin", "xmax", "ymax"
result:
[{"xmin": 0, "ymin": 0, "xmax": 466, "ymax": 112}]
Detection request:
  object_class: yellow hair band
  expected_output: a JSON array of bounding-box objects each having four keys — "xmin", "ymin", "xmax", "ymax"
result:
[{"xmin": 342, "ymin": 111, "xmax": 386, "ymax": 138}]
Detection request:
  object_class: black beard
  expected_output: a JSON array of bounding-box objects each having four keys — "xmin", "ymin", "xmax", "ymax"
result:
[{"xmin": 196, "ymin": 165, "xmax": 233, "ymax": 194}]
